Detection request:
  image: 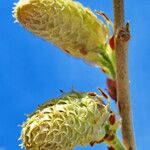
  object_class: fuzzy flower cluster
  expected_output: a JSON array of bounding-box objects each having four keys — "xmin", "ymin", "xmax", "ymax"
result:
[
  {"xmin": 13, "ymin": 0, "xmax": 116, "ymax": 79},
  {"xmin": 20, "ymin": 92, "xmax": 119, "ymax": 150}
]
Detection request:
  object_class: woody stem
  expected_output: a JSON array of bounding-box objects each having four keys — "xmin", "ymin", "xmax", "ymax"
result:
[{"xmin": 113, "ymin": 0, "xmax": 136, "ymax": 149}]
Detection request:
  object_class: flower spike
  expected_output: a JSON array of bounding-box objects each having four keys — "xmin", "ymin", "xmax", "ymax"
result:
[
  {"xmin": 13, "ymin": 0, "xmax": 116, "ymax": 79},
  {"xmin": 20, "ymin": 91, "xmax": 126, "ymax": 150}
]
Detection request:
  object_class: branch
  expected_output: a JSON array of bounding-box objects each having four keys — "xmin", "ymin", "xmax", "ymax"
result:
[{"xmin": 113, "ymin": 0, "xmax": 136, "ymax": 149}]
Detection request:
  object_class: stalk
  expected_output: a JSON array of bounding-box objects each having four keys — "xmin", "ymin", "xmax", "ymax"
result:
[
  {"xmin": 113, "ymin": 0, "xmax": 136, "ymax": 149},
  {"xmin": 106, "ymin": 135, "xmax": 127, "ymax": 150}
]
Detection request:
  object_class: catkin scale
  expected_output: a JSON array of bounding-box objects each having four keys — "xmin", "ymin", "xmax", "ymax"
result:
[
  {"xmin": 20, "ymin": 92, "xmax": 118, "ymax": 150},
  {"xmin": 13, "ymin": 0, "xmax": 116, "ymax": 79}
]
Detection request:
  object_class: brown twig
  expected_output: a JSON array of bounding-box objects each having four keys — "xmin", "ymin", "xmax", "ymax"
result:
[{"xmin": 113, "ymin": 0, "xmax": 136, "ymax": 149}]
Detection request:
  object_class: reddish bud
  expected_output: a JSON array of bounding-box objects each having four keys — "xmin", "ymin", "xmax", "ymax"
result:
[
  {"xmin": 109, "ymin": 113, "xmax": 116, "ymax": 125},
  {"xmin": 88, "ymin": 92, "xmax": 96, "ymax": 96},
  {"xmin": 109, "ymin": 35, "xmax": 115, "ymax": 50},
  {"xmin": 107, "ymin": 78, "xmax": 117, "ymax": 101},
  {"xmin": 108, "ymin": 146, "xmax": 115, "ymax": 150}
]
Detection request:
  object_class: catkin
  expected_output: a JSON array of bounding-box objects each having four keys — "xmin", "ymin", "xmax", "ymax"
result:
[
  {"xmin": 13, "ymin": 0, "xmax": 116, "ymax": 79},
  {"xmin": 20, "ymin": 92, "xmax": 119, "ymax": 150}
]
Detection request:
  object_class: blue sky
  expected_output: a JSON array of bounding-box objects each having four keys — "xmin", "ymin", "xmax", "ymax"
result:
[{"xmin": 0, "ymin": 0, "xmax": 150, "ymax": 150}]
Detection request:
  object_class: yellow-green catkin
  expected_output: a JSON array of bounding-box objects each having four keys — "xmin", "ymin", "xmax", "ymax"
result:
[
  {"xmin": 13, "ymin": 0, "xmax": 116, "ymax": 79},
  {"xmin": 20, "ymin": 91, "xmax": 126, "ymax": 150}
]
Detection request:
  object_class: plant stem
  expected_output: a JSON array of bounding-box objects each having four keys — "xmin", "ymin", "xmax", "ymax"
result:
[
  {"xmin": 108, "ymin": 135, "xmax": 127, "ymax": 150},
  {"xmin": 113, "ymin": 0, "xmax": 136, "ymax": 149}
]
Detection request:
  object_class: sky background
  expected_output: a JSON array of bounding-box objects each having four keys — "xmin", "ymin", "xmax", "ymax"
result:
[{"xmin": 0, "ymin": 0, "xmax": 150, "ymax": 150}]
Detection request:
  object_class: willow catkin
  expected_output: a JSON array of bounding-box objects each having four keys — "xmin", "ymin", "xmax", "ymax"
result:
[
  {"xmin": 13, "ymin": 0, "xmax": 116, "ymax": 79},
  {"xmin": 20, "ymin": 91, "xmax": 120, "ymax": 150}
]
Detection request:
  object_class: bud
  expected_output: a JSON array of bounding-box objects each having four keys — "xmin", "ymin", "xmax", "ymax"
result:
[
  {"xmin": 20, "ymin": 91, "xmax": 125, "ymax": 150},
  {"xmin": 13, "ymin": 0, "xmax": 116, "ymax": 79}
]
